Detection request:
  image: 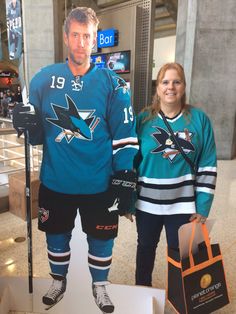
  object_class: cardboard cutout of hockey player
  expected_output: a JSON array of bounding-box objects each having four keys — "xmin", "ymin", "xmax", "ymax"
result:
[{"xmin": 12, "ymin": 6, "xmax": 138, "ymax": 314}]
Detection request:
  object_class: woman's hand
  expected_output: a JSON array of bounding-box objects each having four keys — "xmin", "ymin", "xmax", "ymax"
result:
[
  {"xmin": 189, "ymin": 213, "xmax": 207, "ymax": 223},
  {"xmin": 124, "ymin": 213, "xmax": 135, "ymax": 222}
]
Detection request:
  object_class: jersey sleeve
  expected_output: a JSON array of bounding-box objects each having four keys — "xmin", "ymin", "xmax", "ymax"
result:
[
  {"xmin": 133, "ymin": 112, "xmax": 145, "ymax": 170},
  {"xmin": 195, "ymin": 112, "xmax": 217, "ymax": 217},
  {"xmin": 28, "ymin": 72, "xmax": 44, "ymax": 145},
  {"xmin": 106, "ymin": 73, "xmax": 139, "ymax": 172}
]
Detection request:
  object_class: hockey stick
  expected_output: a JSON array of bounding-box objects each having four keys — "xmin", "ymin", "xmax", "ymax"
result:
[
  {"xmin": 24, "ymin": 128, "xmax": 33, "ymax": 294},
  {"xmin": 18, "ymin": 54, "xmax": 34, "ymax": 295}
]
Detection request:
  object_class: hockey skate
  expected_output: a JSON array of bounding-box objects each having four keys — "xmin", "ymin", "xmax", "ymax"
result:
[
  {"xmin": 92, "ymin": 281, "xmax": 114, "ymax": 313},
  {"xmin": 43, "ymin": 274, "xmax": 67, "ymax": 310}
]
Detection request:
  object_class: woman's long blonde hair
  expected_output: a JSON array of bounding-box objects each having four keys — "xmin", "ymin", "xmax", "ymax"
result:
[{"xmin": 142, "ymin": 62, "xmax": 188, "ymax": 122}]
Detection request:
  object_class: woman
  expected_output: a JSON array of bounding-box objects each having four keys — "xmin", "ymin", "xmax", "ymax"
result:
[{"xmin": 135, "ymin": 62, "xmax": 217, "ymax": 286}]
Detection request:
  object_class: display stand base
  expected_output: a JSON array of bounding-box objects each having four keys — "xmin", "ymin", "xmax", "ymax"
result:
[{"xmin": 0, "ymin": 216, "xmax": 165, "ymax": 314}]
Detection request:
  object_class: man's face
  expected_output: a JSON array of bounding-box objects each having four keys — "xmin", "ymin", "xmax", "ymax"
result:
[
  {"xmin": 64, "ymin": 20, "xmax": 96, "ymax": 68},
  {"xmin": 12, "ymin": 0, "xmax": 17, "ymax": 7}
]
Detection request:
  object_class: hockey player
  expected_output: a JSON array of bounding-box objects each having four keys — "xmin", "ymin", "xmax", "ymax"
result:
[
  {"xmin": 13, "ymin": 7, "xmax": 138, "ymax": 313},
  {"xmin": 134, "ymin": 62, "xmax": 217, "ymax": 286}
]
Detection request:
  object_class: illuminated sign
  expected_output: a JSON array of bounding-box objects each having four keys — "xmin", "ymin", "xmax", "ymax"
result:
[
  {"xmin": 0, "ymin": 71, "xmax": 17, "ymax": 77},
  {"xmin": 97, "ymin": 29, "xmax": 118, "ymax": 48}
]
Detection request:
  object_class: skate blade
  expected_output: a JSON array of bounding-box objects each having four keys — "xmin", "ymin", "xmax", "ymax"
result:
[
  {"xmin": 44, "ymin": 294, "xmax": 64, "ymax": 310},
  {"xmin": 101, "ymin": 307, "xmax": 115, "ymax": 314}
]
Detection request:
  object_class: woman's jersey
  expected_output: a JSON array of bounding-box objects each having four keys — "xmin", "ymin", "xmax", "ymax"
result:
[
  {"xmin": 29, "ymin": 63, "xmax": 138, "ymax": 194},
  {"xmin": 135, "ymin": 107, "xmax": 217, "ymax": 217}
]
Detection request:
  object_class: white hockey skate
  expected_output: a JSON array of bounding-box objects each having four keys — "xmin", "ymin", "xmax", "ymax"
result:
[
  {"xmin": 92, "ymin": 281, "xmax": 114, "ymax": 313},
  {"xmin": 43, "ymin": 274, "xmax": 67, "ymax": 310}
]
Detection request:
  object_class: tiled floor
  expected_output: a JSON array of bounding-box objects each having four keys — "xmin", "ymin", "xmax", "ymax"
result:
[{"xmin": 1, "ymin": 159, "xmax": 236, "ymax": 313}]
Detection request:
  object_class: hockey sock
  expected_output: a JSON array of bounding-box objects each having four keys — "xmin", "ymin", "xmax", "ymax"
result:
[
  {"xmin": 46, "ymin": 231, "xmax": 72, "ymax": 277},
  {"xmin": 87, "ymin": 235, "xmax": 114, "ymax": 282}
]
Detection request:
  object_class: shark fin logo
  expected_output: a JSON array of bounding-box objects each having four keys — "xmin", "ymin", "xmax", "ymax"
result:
[
  {"xmin": 47, "ymin": 94, "xmax": 100, "ymax": 143},
  {"xmin": 114, "ymin": 76, "xmax": 129, "ymax": 94},
  {"xmin": 152, "ymin": 127, "xmax": 195, "ymax": 161}
]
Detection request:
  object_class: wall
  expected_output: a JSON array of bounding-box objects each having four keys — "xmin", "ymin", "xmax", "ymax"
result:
[
  {"xmin": 95, "ymin": 1, "xmax": 155, "ymax": 112},
  {"xmin": 152, "ymin": 35, "xmax": 176, "ymax": 80},
  {"xmin": 21, "ymin": 0, "xmax": 55, "ymax": 86},
  {"xmin": 176, "ymin": 0, "xmax": 236, "ymax": 159}
]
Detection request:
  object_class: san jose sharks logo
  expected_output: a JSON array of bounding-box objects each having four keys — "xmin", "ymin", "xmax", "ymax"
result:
[
  {"xmin": 47, "ymin": 94, "xmax": 100, "ymax": 143},
  {"xmin": 152, "ymin": 127, "xmax": 195, "ymax": 161},
  {"xmin": 114, "ymin": 76, "xmax": 129, "ymax": 94}
]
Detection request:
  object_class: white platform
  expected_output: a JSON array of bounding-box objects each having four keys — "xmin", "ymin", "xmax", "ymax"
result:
[{"xmin": 0, "ymin": 216, "xmax": 165, "ymax": 314}]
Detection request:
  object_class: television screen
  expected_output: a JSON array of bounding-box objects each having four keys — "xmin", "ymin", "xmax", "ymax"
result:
[
  {"xmin": 91, "ymin": 50, "xmax": 131, "ymax": 74},
  {"xmin": 90, "ymin": 54, "xmax": 106, "ymax": 69},
  {"xmin": 106, "ymin": 50, "xmax": 131, "ymax": 74}
]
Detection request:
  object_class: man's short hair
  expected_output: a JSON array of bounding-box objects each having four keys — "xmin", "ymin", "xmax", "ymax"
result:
[{"xmin": 64, "ymin": 7, "xmax": 99, "ymax": 35}]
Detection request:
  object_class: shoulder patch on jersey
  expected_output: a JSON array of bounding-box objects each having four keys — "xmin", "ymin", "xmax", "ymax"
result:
[
  {"xmin": 113, "ymin": 76, "xmax": 129, "ymax": 94},
  {"xmin": 46, "ymin": 94, "xmax": 100, "ymax": 143},
  {"xmin": 151, "ymin": 127, "xmax": 195, "ymax": 162}
]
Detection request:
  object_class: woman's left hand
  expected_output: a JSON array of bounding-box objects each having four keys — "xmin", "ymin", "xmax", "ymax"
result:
[{"xmin": 189, "ymin": 213, "xmax": 207, "ymax": 223}]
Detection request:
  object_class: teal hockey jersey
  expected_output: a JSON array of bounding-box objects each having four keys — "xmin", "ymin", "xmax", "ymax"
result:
[
  {"xmin": 135, "ymin": 106, "xmax": 217, "ymax": 217},
  {"xmin": 29, "ymin": 63, "xmax": 138, "ymax": 194}
]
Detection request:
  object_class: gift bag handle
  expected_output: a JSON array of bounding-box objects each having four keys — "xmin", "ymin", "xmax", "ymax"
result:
[{"xmin": 189, "ymin": 221, "xmax": 213, "ymax": 267}]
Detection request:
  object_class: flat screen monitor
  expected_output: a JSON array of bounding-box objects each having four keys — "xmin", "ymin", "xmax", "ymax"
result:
[
  {"xmin": 91, "ymin": 50, "xmax": 131, "ymax": 74},
  {"xmin": 90, "ymin": 54, "xmax": 106, "ymax": 69},
  {"xmin": 106, "ymin": 50, "xmax": 130, "ymax": 74}
]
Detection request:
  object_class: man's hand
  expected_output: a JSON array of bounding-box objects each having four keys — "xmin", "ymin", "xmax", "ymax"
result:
[
  {"xmin": 109, "ymin": 170, "xmax": 136, "ymax": 217},
  {"xmin": 13, "ymin": 102, "xmax": 39, "ymax": 137}
]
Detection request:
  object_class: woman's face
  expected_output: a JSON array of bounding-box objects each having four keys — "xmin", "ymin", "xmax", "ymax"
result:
[{"xmin": 157, "ymin": 69, "xmax": 185, "ymax": 110}]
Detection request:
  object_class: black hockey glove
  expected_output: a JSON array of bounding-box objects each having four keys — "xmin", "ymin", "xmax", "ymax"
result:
[
  {"xmin": 13, "ymin": 102, "xmax": 40, "ymax": 137},
  {"xmin": 109, "ymin": 170, "xmax": 137, "ymax": 216}
]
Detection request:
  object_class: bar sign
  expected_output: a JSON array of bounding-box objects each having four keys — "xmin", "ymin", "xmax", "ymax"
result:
[{"xmin": 97, "ymin": 29, "xmax": 119, "ymax": 48}]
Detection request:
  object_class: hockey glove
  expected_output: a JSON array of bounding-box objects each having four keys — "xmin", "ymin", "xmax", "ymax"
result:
[
  {"xmin": 110, "ymin": 170, "xmax": 137, "ymax": 216},
  {"xmin": 13, "ymin": 102, "xmax": 40, "ymax": 137}
]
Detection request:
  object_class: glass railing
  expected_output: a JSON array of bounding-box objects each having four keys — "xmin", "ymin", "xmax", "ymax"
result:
[{"xmin": 0, "ymin": 119, "xmax": 42, "ymax": 212}]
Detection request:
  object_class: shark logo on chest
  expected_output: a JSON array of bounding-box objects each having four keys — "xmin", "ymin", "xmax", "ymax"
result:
[
  {"xmin": 47, "ymin": 94, "xmax": 100, "ymax": 143},
  {"xmin": 152, "ymin": 127, "xmax": 195, "ymax": 161}
]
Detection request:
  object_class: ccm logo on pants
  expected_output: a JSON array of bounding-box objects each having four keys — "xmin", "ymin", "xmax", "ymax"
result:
[{"xmin": 96, "ymin": 224, "xmax": 118, "ymax": 230}]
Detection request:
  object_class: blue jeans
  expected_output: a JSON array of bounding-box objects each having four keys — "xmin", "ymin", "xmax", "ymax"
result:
[{"xmin": 135, "ymin": 210, "xmax": 191, "ymax": 286}]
